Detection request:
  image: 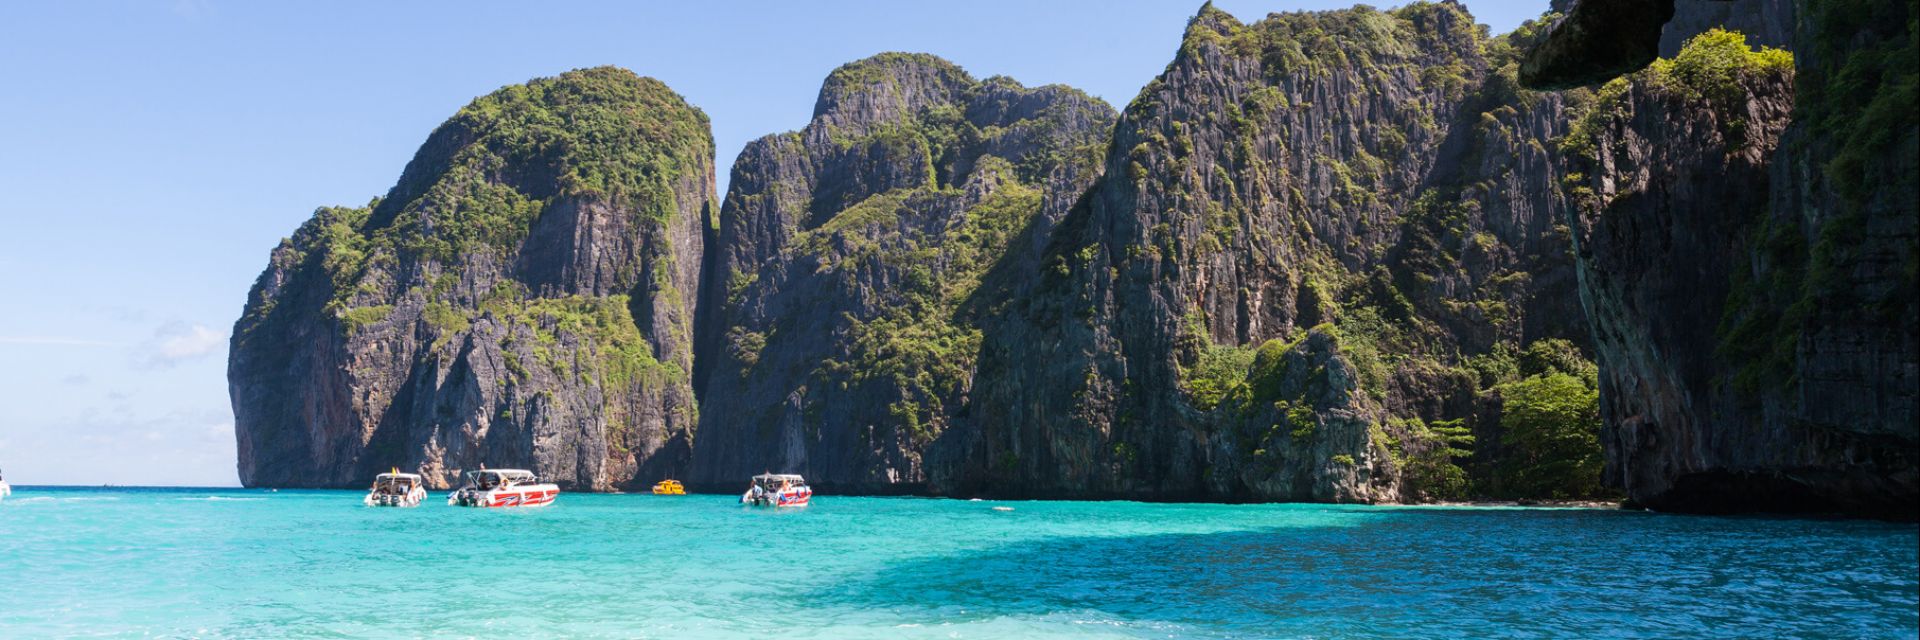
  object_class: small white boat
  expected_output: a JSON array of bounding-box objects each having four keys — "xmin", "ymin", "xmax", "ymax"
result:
[
  {"xmin": 448, "ymin": 469, "xmax": 558, "ymax": 508},
  {"xmin": 0, "ymin": 468, "xmax": 10, "ymax": 503},
  {"xmin": 741, "ymin": 473, "xmax": 811, "ymax": 507},
  {"xmin": 364, "ymin": 471, "xmax": 427, "ymax": 507}
]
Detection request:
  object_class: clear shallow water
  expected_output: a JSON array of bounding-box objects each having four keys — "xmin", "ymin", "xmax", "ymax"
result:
[{"xmin": 1, "ymin": 487, "xmax": 1914, "ymax": 639}]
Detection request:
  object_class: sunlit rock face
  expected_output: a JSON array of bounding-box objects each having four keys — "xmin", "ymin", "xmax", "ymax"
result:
[
  {"xmin": 231, "ymin": 68, "xmax": 714, "ymax": 490},
  {"xmin": 689, "ymin": 53, "xmax": 1115, "ymax": 492}
]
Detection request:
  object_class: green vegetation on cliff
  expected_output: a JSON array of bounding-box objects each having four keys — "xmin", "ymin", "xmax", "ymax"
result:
[
  {"xmin": 1496, "ymin": 372, "xmax": 1605, "ymax": 499},
  {"xmin": 233, "ymin": 67, "xmax": 712, "ymax": 489},
  {"xmin": 714, "ymin": 59, "xmax": 1114, "ymax": 459},
  {"xmin": 1565, "ymin": 30, "xmax": 1792, "ymax": 160},
  {"xmin": 307, "ymin": 66, "xmax": 712, "ymax": 312}
]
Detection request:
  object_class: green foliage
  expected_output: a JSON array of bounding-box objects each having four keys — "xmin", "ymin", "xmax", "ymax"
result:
[
  {"xmin": 1328, "ymin": 308, "xmax": 1395, "ymax": 400},
  {"xmin": 1183, "ymin": 343, "xmax": 1257, "ymax": 412},
  {"xmin": 730, "ymin": 61, "xmax": 1115, "ymax": 448},
  {"xmin": 821, "ymin": 312, "xmax": 980, "ymax": 444},
  {"xmin": 1241, "ymin": 334, "xmax": 1310, "ymax": 407},
  {"xmin": 726, "ymin": 327, "xmax": 767, "ymax": 374},
  {"xmin": 337, "ymin": 304, "xmax": 393, "ymax": 333},
  {"xmin": 1295, "ymin": 277, "xmax": 1334, "ymax": 328},
  {"xmin": 531, "ymin": 295, "xmax": 675, "ymax": 390},
  {"xmin": 1396, "ymin": 417, "xmax": 1476, "ymax": 501},
  {"xmin": 1565, "ymin": 29, "xmax": 1793, "ymax": 159},
  {"xmin": 793, "ymin": 180, "xmax": 1047, "ymax": 443},
  {"xmin": 289, "ymin": 67, "xmax": 713, "ymax": 316},
  {"xmin": 1519, "ymin": 338, "xmax": 1598, "ymax": 383},
  {"xmin": 1715, "ymin": 2, "xmax": 1917, "ymax": 399},
  {"xmin": 1281, "ymin": 401, "xmax": 1318, "ymax": 438},
  {"xmin": 793, "ymin": 190, "xmax": 912, "ymax": 255},
  {"xmin": 1463, "ymin": 343, "xmax": 1521, "ymax": 388},
  {"xmin": 481, "ymin": 292, "xmax": 676, "ymax": 394},
  {"xmin": 1496, "ymin": 372, "xmax": 1607, "ymax": 499},
  {"xmin": 422, "ymin": 302, "xmax": 471, "ymax": 350},
  {"xmin": 819, "ymin": 53, "xmax": 973, "ymax": 131},
  {"xmin": 1804, "ymin": 0, "xmax": 1918, "ymax": 208},
  {"xmin": 1651, "ymin": 29, "xmax": 1794, "ymax": 102},
  {"xmin": 442, "ymin": 66, "xmax": 712, "ymax": 217}
]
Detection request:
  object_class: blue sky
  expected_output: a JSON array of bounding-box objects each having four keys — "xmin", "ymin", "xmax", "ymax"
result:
[{"xmin": 0, "ymin": 1, "xmax": 1543, "ymax": 487}]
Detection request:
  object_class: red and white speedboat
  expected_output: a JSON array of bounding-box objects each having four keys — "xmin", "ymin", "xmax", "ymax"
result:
[
  {"xmin": 447, "ymin": 469, "xmax": 558, "ymax": 508},
  {"xmin": 741, "ymin": 473, "xmax": 811, "ymax": 507}
]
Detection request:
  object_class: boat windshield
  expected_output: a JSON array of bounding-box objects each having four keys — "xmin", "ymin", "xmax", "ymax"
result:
[
  {"xmin": 466, "ymin": 470, "xmax": 536, "ymax": 488},
  {"xmin": 374, "ymin": 476, "xmax": 417, "ymax": 492},
  {"xmin": 752, "ymin": 475, "xmax": 803, "ymax": 490}
]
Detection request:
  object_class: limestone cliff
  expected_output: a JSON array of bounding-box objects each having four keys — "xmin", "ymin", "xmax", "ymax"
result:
[
  {"xmin": 227, "ymin": 1, "xmax": 1915, "ymax": 517},
  {"xmin": 230, "ymin": 67, "xmax": 714, "ymax": 490},
  {"xmin": 1555, "ymin": 3, "xmax": 1918, "ymax": 518},
  {"xmin": 690, "ymin": 53, "xmax": 1115, "ymax": 490},
  {"xmin": 935, "ymin": 4, "xmax": 1597, "ymax": 501}
]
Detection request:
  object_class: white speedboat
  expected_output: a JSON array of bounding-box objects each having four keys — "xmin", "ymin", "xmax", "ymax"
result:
[
  {"xmin": 364, "ymin": 471, "xmax": 427, "ymax": 507},
  {"xmin": 448, "ymin": 469, "xmax": 558, "ymax": 508},
  {"xmin": 741, "ymin": 473, "xmax": 811, "ymax": 507}
]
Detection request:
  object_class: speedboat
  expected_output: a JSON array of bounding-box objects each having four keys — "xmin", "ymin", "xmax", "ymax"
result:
[
  {"xmin": 448, "ymin": 469, "xmax": 558, "ymax": 508},
  {"xmin": 364, "ymin": 470, "xmax": 427, "ymax": 507},
  {"xmin": 652, "ymin": 479, "xmax": 686, "ymax": 495},
  {"xmin": 740, "ymin": 473, "xmax": 811, "ymax": 507}
]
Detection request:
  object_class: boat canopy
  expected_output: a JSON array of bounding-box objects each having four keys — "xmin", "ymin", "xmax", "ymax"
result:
[
  {"xmin": 467, "ymin": 469, "xmax": 538, "ymax": 482},
  {"xmin": 752, "ymin": 473, "xmax": 805, "ymax": 483},
  {"xmin": 375, "ymin": 473, "xmax": 422, "ymax": 481}
]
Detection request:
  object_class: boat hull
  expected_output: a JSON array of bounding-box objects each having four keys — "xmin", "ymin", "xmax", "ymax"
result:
[
  {"xmin": 364, "ymin": 488, "xmax": 426, "ymax": 507},
  {"xmin": 449, "ymin": 485, "xmax": 559, "ymax": 508},
  {"xmin": 742, "ymin": 486, "xmax": 811, "ymax": 507}
]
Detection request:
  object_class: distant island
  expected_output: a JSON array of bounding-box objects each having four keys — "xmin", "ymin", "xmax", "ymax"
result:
[{"xmin": 229, "ymin": 0, "xmax": 1917, "ymax": 519}]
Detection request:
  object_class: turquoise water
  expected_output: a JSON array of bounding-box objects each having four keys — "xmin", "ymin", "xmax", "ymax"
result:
[{"xmin": 1, "ymin": 487, "xmax": 1915, "ymax": 638}]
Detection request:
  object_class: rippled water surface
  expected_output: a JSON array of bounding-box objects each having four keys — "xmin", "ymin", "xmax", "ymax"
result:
[{"xmin": 1, "ymin": 487, "xmax": 1914, "ymax": 638}]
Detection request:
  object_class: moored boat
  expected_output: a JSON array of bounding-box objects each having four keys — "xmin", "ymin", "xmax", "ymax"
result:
[
  {"xmin": 740, "ymin": 473, "xmax": 810, "ymax": 507},
  {"xmin": 652, "ymin": 479, "xmax": 686, "ymax": 495},
  {"xmin": 448, "ymin": 469, "xmax": 558, "ymax": 508},
  {"xmin": 364, "ymin": 470, "xmax": 427, "ymax": 507}
]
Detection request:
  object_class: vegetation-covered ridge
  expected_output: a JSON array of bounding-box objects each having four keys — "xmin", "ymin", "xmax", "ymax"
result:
[
  {"xmin": 231, "ymin": 66, "xmax": 713, "ymax": 490},
  {"xmin": 236, "ymin": 1, "xmax": 1912, "ymax": 515},
  {"xmin": 939, "ymin": 2, "xmax": 1613, "ymax": 504},
  {"xmin": 242, "ymin": 66, "xmax": 715, "ymax": 331},
  {"xmin": 693, "ymin": 52, "xmax": 1116, "ymax": 488}
]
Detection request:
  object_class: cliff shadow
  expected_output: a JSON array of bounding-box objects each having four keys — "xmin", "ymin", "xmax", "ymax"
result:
[{"xmin": 805, "ymin": 506, "xmax": 1920, "ymax": 637}]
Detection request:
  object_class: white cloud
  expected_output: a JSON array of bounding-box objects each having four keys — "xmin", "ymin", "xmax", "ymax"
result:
[{"xmin": 136, "ymin": 322, "xmax": 227, "ymax": 368}]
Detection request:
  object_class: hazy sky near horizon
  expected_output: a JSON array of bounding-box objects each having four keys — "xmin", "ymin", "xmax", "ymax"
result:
[{"xmin": 0, "ymin": 1, "xmax": 1543, "ymax": 486}]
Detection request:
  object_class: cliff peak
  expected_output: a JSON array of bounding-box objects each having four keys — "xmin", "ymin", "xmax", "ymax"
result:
[
  {"xmin": 371, "ymin": 66, "xmax": 711, "ymax": 236},
  {"xmin": 232, "ymin": 69, "xmax": 716, "ymax": 490},
  {"xmin": 810, "ymin": 52, "xmax": 976, "ymax": 137}
]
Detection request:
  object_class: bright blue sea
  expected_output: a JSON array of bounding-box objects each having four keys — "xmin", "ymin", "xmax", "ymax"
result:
[{"xmin": 1, "ymin": 487, "xmax": 1914, "ymax": 639}]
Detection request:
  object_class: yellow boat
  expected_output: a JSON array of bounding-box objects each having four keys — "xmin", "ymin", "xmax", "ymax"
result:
[{"xmin": 651, "ymin": 479, "xmax": 686, "ymax": 495}]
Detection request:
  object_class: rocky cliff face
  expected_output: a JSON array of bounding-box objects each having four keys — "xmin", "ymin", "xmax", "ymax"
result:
[
  {"xmin": 689, "ymin": 53, "xmax": 1115, "ymax": 490},
  {"xmin": 1557, "ymin": 3, "xmax": 1918, "ymax": 518},
  {"xmin": 932, "ymin": 4, "xmax": 1596, "ymax": 501},
  {"xmin": 230, "ymin": 67, "xmax": 714, "ymax": 490},
  {"xmin": 231, "ymin": 2, "xmax": 1912, "ymax": 516}
]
